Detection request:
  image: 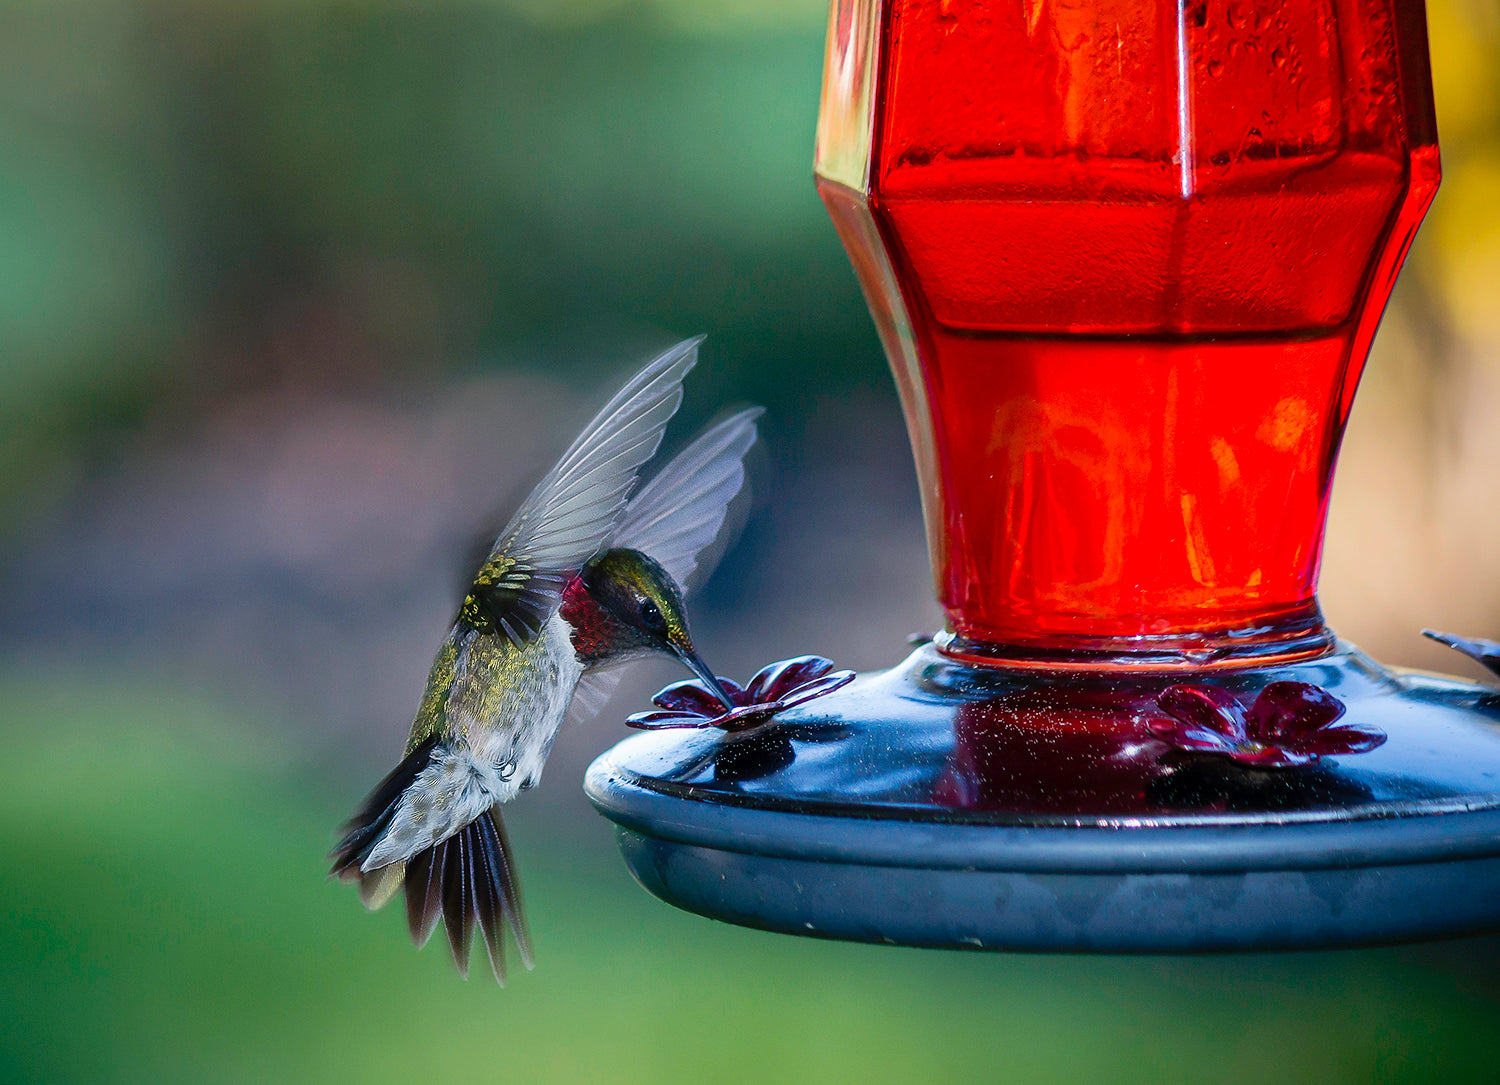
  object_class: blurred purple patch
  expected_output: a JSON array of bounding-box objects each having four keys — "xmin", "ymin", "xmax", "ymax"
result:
[
  {"xmin": 627, "ymin": 655, "xmax": 855, "ymax": 734},
  {"xmin": 1149, "ymin": 681, "xmax": 1383, "ymax": 768}
]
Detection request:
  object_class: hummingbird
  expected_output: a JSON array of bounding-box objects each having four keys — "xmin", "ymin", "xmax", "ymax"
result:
[{"xmin": 330, "ymin": 337, "xmax": 761, "ymax": 982}]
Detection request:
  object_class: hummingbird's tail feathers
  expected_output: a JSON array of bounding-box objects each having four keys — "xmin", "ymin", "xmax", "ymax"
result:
[
  {"xmin": 357, "ymin": 860, "xmax": 405, "ymax": 911},
  {"xmin": 401, "ymin": 807, "xmax": 531, "ymax": 984},
  {"xmin": 613, "ymin": 405, "xmax": 764, "ymax": 592},
  {"xmin": 403, "ymin": 842, "xmax": 444, "ymax": 950},
  {"xmin": 329, "ymin": 735, "xmax": 442, "ymax": 891},
  {"xmin": 480, "ymin": 806, "xmax": 533, "ymax": 973},
  {"xmin": 439, "ymin": 828, "xmax": 476, "ymax": 978}
]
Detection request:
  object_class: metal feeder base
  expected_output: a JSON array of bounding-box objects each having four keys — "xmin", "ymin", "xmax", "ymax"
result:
[{"xmin": 585, "ymin": 643, "xmax": 1500, "ymax": 951}]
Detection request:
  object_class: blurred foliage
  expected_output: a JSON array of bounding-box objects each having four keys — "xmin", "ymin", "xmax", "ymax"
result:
[{"xmin": 0, "ymin": 0, "xmax": 887, "ymax": 524}]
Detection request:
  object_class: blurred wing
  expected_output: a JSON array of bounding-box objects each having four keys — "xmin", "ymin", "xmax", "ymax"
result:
[
  {"xmin": 565, "ymin": 663, "xmax": 629, "ymax": 728},
  {"xmin": 610, "ymin": 407, "xmax": 763, "ymax": 591},
  {"xmin": 469, "ymin": 338, "xmax": 702, "ymax": 646},
  {"xmin": 565, "ymin": 408, "xmax": 762, "ymax": 728}
]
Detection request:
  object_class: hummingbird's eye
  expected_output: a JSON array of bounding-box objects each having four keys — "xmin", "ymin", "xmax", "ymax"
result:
[{"xmin": 639, "ymin": 598, "xmax": 665, "ymax": 631}]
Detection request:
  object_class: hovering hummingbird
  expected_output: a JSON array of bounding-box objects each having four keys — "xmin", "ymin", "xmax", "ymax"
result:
[{"xmin": 331, "ymin": 337, "xmax": 760, "ymax": 982}]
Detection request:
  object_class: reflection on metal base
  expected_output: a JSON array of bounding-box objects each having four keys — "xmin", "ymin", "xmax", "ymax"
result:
[{"xmin": 585, "ymin": 642, "xmax": 1500, "ymax": 951}]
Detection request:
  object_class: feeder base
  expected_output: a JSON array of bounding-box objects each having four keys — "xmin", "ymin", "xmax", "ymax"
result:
[{"xmin": 585, "ymin": 642, "xmax": 1500, "ymax": 951}]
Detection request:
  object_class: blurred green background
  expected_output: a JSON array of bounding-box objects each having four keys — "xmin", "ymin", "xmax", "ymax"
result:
[{"xmin": 2, "ymin": 1, "xmax": 1500, "ymax": 1081}]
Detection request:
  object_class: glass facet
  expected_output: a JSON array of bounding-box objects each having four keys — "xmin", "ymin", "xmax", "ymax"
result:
[{"xmin": 816, "ymin": 0, "xmax": 1440, "ymax": 666}]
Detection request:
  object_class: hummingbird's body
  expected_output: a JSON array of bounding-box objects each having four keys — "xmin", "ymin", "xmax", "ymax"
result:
[
  {"xmin": 379, "ymin": 614, "xmax": 581, "ymax": 860},
  {"xmin": 332, "ymin": 338, "xmax": 759, "ymax": 982}
]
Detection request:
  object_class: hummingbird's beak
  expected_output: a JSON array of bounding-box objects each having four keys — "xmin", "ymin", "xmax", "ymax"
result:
[{"xmin": 675, "ymin": 644, "xmax": 735, "ymax": 710}]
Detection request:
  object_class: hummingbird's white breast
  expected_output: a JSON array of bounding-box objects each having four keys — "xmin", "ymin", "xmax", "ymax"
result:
[{"xmin": 459, "ymin": 611, "xmax": 584, "ymax": 796}]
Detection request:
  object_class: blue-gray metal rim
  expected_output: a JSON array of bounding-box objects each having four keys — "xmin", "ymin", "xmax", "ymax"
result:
[{"xmin": 585, "ymin": 643, "xmax": 1500, "ymax": 951}]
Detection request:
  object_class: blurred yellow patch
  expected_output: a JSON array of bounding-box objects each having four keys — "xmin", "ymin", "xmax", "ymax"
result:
[
  {"xmin": 1427, "ymin": 0, "xmax": 1498, "ymax": 141},
  {"xmin": 1431, "ymin": 151, "xmax": 1500, "ymax": 346}
]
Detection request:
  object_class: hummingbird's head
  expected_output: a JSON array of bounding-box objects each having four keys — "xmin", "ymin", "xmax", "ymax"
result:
[{"xmin": 576, "ymin": 548, "xmax": 732, "ymax": 707}]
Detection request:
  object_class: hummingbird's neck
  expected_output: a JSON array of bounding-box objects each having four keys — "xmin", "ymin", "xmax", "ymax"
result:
[{"xmin": 560, "ymin": 575, "xmax": 630, "ymax": 663}]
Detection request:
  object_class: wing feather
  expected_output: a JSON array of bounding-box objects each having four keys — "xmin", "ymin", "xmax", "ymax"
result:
[
  {"xmin": 611, "ymin": 407, "xmax": 763, "ymax": 591},
  {"xmin": 564, "ymin": 408, "xmax": 762, "ymax": 728},
  {"xmin": 466, "ymin": 337, "xmax": 702, "ymax": 646},
  {"xmin": 564, "ymin": 665, "xmax": 629, "ymax": 728}
]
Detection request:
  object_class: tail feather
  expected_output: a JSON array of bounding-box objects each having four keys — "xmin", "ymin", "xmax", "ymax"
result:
[
  {"xmin": 333, "ymin": 751, "xmax": 533, "ymax": 983},
  {"xmin": 441, "ymin": 827, "xmax": 475, "ymax": 978},
  {"xmin": 383, "ymin": 807, "xmax": 530, "ymax": 983},
  {"xmin": 476, "ymin": 805, "xmax": 533, "ymax": 970},
  {"xmin": 470, "ymin": 816, "xmax": 505, "ymax": 982},
  {"xmin": 330, "ymin": 735, "xmax": 441, "ymax": 887},
  {"xmin": 357, "ymin": 860, "xmax": 405, "ymax": 911},
  {"xmin": 403, "ymin": 844, "xmax": 444, "ymax": 950}
]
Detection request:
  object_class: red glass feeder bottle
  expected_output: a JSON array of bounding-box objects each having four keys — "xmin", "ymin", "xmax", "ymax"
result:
[
  {"xmin": 587, "ymin": 0, "xmax": 1500, "ymax": 951},
  {"xmin": 817, "ymin": 0, "xmax": 1438, "ymax": 667}
]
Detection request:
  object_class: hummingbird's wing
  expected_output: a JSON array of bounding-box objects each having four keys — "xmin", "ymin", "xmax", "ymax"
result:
[
  {"xmin": 469, "ymin": 337, "xmax": 702, "ymax": 647},
  {"xmin": 610, "ymin": 406, "xmax": 764, "ymax": 591},
  {"xmin": 567, "ymin": 407, "xmax": 763, "ymax": 725}
]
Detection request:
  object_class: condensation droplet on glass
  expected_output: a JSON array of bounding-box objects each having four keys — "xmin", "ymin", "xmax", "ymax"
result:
[{"xmin": 1272, "ymin": 48, "xmax": 1287, "ymax": 68}]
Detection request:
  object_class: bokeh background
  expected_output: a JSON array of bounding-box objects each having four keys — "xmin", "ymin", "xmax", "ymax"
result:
[{"xmin": 2, "ymin": 0, "xmax": 1499, "ymax": 1081}]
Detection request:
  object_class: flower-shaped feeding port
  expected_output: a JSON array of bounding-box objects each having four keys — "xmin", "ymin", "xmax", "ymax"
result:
[
  {"xmin": 1424, "ymin": 630, "xmax": 1500, "ymax": 680},
  {"xmin": 627, "ymin": 655, "xmax": 855, "ymax": 734},
  {"xmin": 1149, "ymin": 682, "xmax": 1384, "ymax": 769}
]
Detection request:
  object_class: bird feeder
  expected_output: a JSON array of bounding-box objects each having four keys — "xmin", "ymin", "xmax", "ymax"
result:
[{"xmin": 586, "ymin": 0, "xmax": 1500, "ymax": 950}]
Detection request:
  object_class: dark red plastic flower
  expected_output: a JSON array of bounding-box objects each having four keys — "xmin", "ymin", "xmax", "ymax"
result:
[
  {"xmin": 627, "ymin": 655, "xmax": 855, "ymax": 733},
  {"xmin": 1148, "ymin": 681, "xmax": 1383, "ymax": 768}
]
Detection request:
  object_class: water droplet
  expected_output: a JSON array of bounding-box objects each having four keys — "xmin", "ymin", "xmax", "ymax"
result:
[
  {"xmin": 1207, "ymin": 59, "xmax": 1224, "ymax": 77},
  {"xmin": 1272, "ymin": 48, "xmax": 1287, "ymax": 68}
]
